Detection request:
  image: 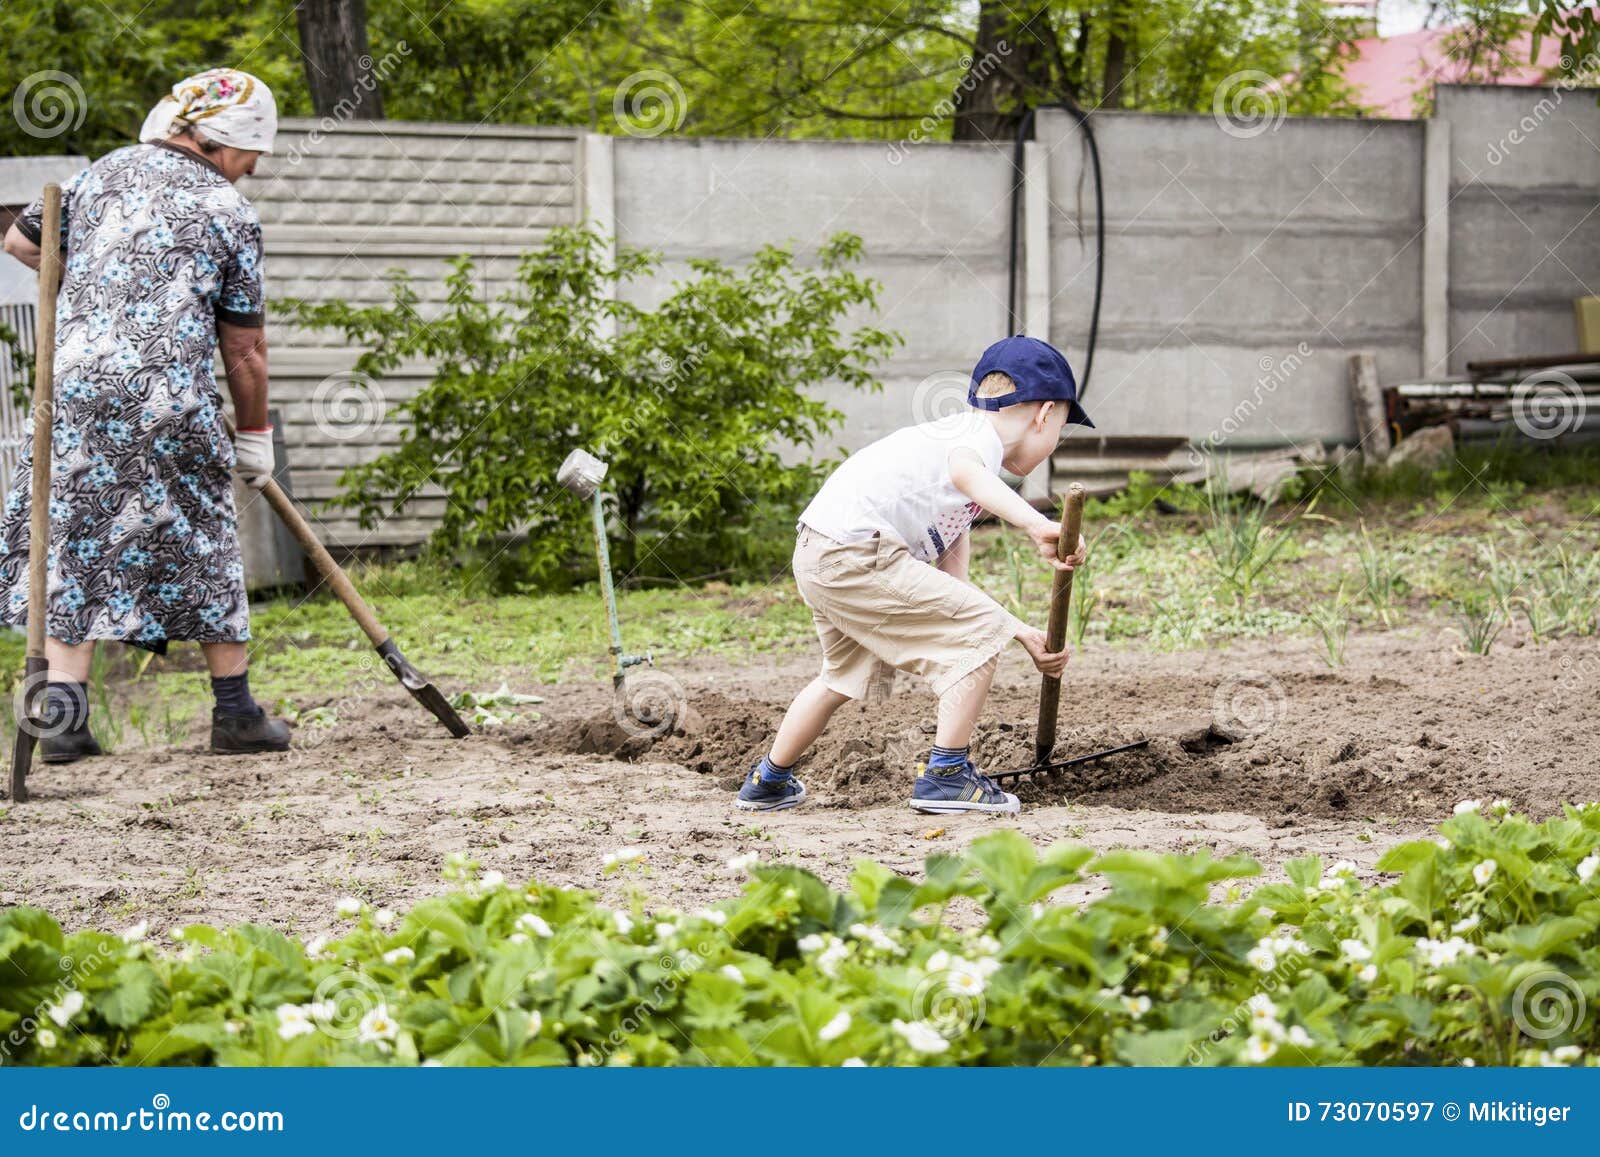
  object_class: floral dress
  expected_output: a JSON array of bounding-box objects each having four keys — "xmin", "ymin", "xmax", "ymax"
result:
[{"xmin": 0, "ymin": 142, "xmax": 264, "ymax": 652}]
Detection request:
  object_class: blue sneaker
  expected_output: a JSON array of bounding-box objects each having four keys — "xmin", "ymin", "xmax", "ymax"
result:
[
  {"xmin": 909, "ymin": 761, "xmax": 1020, "ymax": 815},
  {"xmin": 736, "ymin": 766, "xmax": 808, "ymax": 812}
]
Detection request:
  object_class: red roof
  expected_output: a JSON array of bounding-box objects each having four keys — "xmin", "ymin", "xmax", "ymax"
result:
[{"xmin": 1342, "ymin": 22, "xmax": 1565, "ymax": 117}]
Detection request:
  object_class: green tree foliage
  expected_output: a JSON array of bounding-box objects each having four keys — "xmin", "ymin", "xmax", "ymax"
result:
[
  {"xmin": 283, "ymin": 229, "xmax": 899, "ymax": 585},
  {"xmin": 12, "ymin": 0, "xmax": 1588, "ymax": 162}
]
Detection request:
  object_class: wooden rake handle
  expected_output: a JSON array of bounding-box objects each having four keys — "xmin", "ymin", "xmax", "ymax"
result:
[{"xmin": 1033, "ymin": 482, "xmax": 1086, "ymax": 765}]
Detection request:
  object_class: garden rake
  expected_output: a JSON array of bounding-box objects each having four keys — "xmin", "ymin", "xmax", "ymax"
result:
[
  {"xmin": 8, "ymin": 183, "xmax": 63, "ymax": 804},
  {"xmin": 989, "ymin": 482, "xmax": 1149, "ymax": 787}
]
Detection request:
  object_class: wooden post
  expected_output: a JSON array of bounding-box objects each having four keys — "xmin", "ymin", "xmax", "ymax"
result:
[{"xmin": 1348, "ymin": 352, "xmax": 1391, "ymax": 464}]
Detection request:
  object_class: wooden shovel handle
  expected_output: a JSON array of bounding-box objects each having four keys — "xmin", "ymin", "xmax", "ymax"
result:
[
  {"xmin": 1034, "ymin": 482, "xmax": 1086, "ymax": 764},
  {"xmin": 26, "ymin": 185, "xmax": 63, "ymax": 663},
  {"xmin": 224, "ymin": 414, "xmax": 387, "ymax": 645},
  {"xmin": 253, "ymin": 477, "xmax": 389, "ymax": 647}
]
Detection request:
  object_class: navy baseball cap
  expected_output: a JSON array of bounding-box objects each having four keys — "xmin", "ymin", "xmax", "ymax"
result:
[{"xmin": 968, "ymin": 336, "xmax": 1094, "ymax": 427}]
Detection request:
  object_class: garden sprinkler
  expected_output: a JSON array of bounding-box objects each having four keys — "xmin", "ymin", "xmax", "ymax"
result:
[{"xmin": 557, "ymin": 449, "xmax": 652, "ymax": 699}]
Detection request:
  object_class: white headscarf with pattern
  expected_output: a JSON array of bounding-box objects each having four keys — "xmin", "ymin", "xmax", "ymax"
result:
[{"xmin": 139, "ymin": 68, "xmax": 277, "ymax": 154}]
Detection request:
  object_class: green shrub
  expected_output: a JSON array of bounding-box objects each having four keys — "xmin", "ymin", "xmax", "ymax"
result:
[
  {"xmin": 6, "ymin": 806, "xmax": 1599, "ymax": 1067},
  {"xmin": 283, "ymin": 228, "xmax": 899, "ymax": 588}
]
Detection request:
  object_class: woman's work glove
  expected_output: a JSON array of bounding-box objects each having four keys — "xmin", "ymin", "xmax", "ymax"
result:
[{"xmin": 233, "ymin": 427, "xmax": 275, "ymax": 490}]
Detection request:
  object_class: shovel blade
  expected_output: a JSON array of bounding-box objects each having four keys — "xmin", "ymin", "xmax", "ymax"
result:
[
  {"xmin": 7, "ymin": 654, "xmax": 48, "ymax": 802},
  {"xmin": 8, "ymin": 732, "xmax": 34, "ymax": 803},
  {"xmin": 376, "ymin": 639, "xmax": 471, "ymax": 739}
]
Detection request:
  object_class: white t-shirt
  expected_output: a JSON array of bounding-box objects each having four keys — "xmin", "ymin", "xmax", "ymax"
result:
[{"xmin": 799, "ymin": 412, "xmax": 1005, "ymax": 563}]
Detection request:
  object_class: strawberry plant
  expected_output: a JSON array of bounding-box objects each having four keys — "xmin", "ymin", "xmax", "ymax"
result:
[{"xmin": 3, "ymin": 806, "xmax": 1598, "ymax": 1067}]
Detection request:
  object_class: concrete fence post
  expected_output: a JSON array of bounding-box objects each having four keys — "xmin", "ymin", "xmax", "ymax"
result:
[
  {"xmin": 580, "ymin": 133, "xmax": 618, "ymax": 339},
  {"xmin": 1421, "ymin": 117, "xmax": 1451, "ymax": 377}
]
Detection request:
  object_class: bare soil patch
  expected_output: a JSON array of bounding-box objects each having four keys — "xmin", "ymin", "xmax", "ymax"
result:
[{"xmin": 2, "ymin": 631, "xmax": 1593, "ymax": 935}]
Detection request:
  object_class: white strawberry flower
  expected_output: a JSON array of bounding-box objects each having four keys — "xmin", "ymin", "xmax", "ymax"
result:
[
  {"xmin": 1472, "ymin": 859, "xmax": 1497, "ymax": 887},
  {"xmin": 121, "ymin": 920, "xmax": 149, "ymax": 943},
  {"xmin": 1244, "ymin": 1034, "xmax": 1278, "ymax": 1063},
  {"xmin": 726, "ymin": 851, "xmax": 760, "ymax": 875},
  {"xmin": 382, "ymin": 946, "xmax": 415, "ymax": 965},
  {"xmin": 654, "ymin": 922, "xmax": 678, "ymax": 942},
  {"xmin": 613, "ymin": 911, "xmax": 634, "ymax": 936},
  {"xmin": 516, "ymin": 913, "xmax": 553, "ymax": 938},
  {"xmin": 1577, "ymin": 851, "xmax": 1599, "ymax": 884},
  {"xmin": 797, "ymin": 934, "xmax": 826, "ymax": 955},
  {"xmin": 841, "ymin": 1057, "xmax": 867, "ymax": 1067},
  {"xmin": 374, "ymin": 908, "xmax": 396, "ymax": 928},
  {"xmin": 1246, "ymin": 943, "xmax": 1277, "ymax": 972},
  {"xmin": 1286, "ymin": 1025, "xmax": 1314, "ymax": 1047},
  {"xmin": 1552, "ymin": 1045, "xmax": 1582, "ymax": 1062},
  {"xmin": 1454, "ymin": 799, "xmax": 1482, "ymax": 815},
  {"xmin": 478, "ymin": 870, "xmax": 505, "ymax": 890},
  {"xmin": 1121, "ymin": 994, "xmax": 1151, "ymax": 1019},
  {"xmin": 275, "ymin": 1003, "xmax": 315, "ymax": 1040},
  {"xmin": 1450, "ymin": 913, "xmax": 1480, "ymax": 935},
  {"xmin": 819, "ymin": 1011, "xmax": 852, "ymax": 1041},
  {"xmin": 47, "ymin": 991, "xmax": 84, "ymax": 1027},
  {"xmin": 696, "ymin": 908, "xmax": 728, "ymax": 927},
  {"xmin": 35, "ymin": 1028, "xmax": 57, "ymax": 1050},
  {"xmin": 1340, "ymin": 939, "xmax": 1372, "ymax": 963},
  {"xmin": 358, "ymin": 1004, "xmax": 399, "ymax": 1050},
  {"xmin": 719, "ymin": 964, "xmax": 744, "ymax": 984},
  {"xmin": 335, "ymin": 896, "xmax": 362, "ymax": 918},
  {"xmin": 1246, "ymin": 993, "xmax": 1278, "ymax": 1023},
  {"xmin": 1357, "ymin": 964, "xmax": 1378, "ymax": 983},
  {"xmin": 602, "ymin": 848, "xmax": 645, "ymax": 870},
  {"xmin": 1489, "ymin": 798, "xmax": 1512, "ymax": 817},
  {"xmin": 508, "ymin": 933, "xmax": 529, "ymax": 945},
  {"xmin": 892, "ymin": 1018, "xmax": 950, "ymax": 1055}
]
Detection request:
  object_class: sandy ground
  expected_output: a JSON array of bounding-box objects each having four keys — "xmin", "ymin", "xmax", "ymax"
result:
[{"xmin": 3, "ymin": 628, "xmax": 1596, "ymax": 936}]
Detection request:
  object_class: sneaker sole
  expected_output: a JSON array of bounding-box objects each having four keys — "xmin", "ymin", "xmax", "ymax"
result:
[
  {"xmin": 735, "ymin": 789, "xmax": 808, "ymax": 812},
  {"xmin": 908, "ymin": 796, "xmax": 1020, "ymax": 815}
]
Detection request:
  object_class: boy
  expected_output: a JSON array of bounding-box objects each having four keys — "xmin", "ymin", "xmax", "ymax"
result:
[{"xmin": 738, "ymin": 335, "xmax": 1093, "ymax": 815}]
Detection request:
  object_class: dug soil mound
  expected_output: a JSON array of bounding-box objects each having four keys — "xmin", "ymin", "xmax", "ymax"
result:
[{"xmin": 513, "ymin": 678, "xmax": 1534, "ymax": 822}]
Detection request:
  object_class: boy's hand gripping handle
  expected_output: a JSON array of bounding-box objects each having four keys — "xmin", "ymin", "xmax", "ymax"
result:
[{"xmin": 1034, "ymin": 483, "xmax": 1086, "ymax": 766}]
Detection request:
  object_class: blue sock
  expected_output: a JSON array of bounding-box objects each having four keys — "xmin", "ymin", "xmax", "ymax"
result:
[
  {"xmin": 928, "ymin": 744, "xmax": 969, "ymax": 773},
  {"xmin": 210, "ymin": 672, "xmax": 260, "ymax": 717},
  {"xmin": 757, "ymin": 755, "xmax": 794, "ymax": 783}
]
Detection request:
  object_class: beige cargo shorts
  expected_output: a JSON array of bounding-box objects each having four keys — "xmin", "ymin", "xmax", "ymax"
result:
[{"xmin": 791, "ymin": 525, "xmax": 1022, "ymax": 699}]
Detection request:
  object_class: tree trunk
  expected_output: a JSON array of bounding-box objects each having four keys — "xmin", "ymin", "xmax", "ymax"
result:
[
  {"xmin": 951, "ymin": 2, "xmax": 1056, "ymax": 142},
  {"xmin": 296, "ymin": 0, "xmax": 386, "ymax": 120},
  {"xmin": 1101, "ymin": 3, "xmax": 1132, "ymax": 108}
]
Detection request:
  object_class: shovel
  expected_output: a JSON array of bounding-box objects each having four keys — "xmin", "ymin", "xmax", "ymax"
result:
[
  {"xmin": 988, "ymin": 482, "xmax": 1149, "ymax": 786},
  {"xmin": 233, "ymin": 421, "xmax": 470, "ymax": 739},
  {"xmin": 8, "ymin": 183, "xmax": 63, "ymax": 803}
]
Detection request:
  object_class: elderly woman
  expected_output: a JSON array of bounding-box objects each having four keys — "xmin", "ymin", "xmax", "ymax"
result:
[{"xmin": 0, "ymin": 69, "xmax": 290, "ymax": 761}]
